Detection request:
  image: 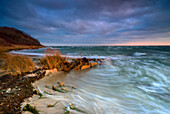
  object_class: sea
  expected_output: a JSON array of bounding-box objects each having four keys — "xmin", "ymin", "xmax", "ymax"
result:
[{"xmin": 11, "ymin": 46, "xmax": 170, "ymax": 114}]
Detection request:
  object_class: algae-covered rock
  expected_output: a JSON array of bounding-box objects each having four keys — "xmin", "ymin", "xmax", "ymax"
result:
[{"xmin": 23, "ymin": 104, "xmax": 39, "ymax": 114}]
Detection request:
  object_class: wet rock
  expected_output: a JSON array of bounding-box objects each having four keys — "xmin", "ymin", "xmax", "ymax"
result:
[
  {"xmin": 6, "ymin": 88, "xmax": 11, "ymax": 93},
  {"xmin": 72, "ymin": 64, "xmax": 81, "ymax": 70},
  {"xmin": 82, "ymin": 57, "xmax": 89, "ymax": 63},
  {"xmin": 99, "ymin": 62, "xmax": 103, "ymax": 65},
  {"xmin": 0, "ymin": 68, "xmax": 46, "ymax": 113},
  {"xmin": 90, "ymin": 62, "xmax": 98, "ymax": 67},
  {"xmin": 81, "ymin": 65, "xmax": 91, "ymax": 70}
]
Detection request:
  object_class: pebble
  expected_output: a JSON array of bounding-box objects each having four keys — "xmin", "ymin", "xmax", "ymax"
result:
[{"xmin": 6, "ymin": 88, "xmax": 11, "ymax": 93}]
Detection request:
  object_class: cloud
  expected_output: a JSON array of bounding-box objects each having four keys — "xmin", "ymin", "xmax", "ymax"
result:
[{"xmin": 0, "ymin": 0, "xmax": 170, "ymax": 45}]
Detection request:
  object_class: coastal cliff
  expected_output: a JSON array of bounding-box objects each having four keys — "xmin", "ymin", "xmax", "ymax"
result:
[
  {"xmin": 0, "ymin": 27, "xmax": 42, "ymax": 46},
  {"xmin": 0, "ymin": 27, "xmax": 44, "ymax": 52}
]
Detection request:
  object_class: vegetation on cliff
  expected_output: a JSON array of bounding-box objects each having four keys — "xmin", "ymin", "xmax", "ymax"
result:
[
  {"xmin": 0, "ymin": 26, "xmax": 42, "ymax": 47},
  {"xmin": 0, "ymin": 26, "xmax": 44, "ymax": 52}
]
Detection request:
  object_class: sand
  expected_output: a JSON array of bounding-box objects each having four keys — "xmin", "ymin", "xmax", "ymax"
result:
[{"xmin": 21, "ymin": 71, "xmax": 82, "ymax": 114}]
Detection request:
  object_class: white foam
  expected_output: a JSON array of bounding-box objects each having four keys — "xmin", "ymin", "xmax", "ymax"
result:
[
  {"xmin": 10, "ymin": 50, "xmax": 136, "ymax": 60},
  {"xmin": 133, "ymin": 52, "xmax": 147, "ymax": 56},
  {"xmin": 10, "ymin": 51, "xmax": 45, "ymax": 56}
]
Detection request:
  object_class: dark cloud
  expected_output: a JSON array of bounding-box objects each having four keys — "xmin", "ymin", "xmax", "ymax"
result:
[
  {"xmin": 0, "ymin": 0, "xmax": 170, "ymax": 45},
  {"xmin": 29, "ymin": 0, "xmax": 70, "ymax": 10},
  {"xmin": 0, "ymin": 0, "xmax": 37, "ymax": 20}
]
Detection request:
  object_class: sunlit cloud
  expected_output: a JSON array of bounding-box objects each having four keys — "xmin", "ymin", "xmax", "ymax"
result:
[{"xmin": 0, "ymin": 0, "xmax": 170, "ymax": 45}]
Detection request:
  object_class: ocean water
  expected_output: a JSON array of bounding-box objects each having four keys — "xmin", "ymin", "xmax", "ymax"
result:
[{"xmin": 11, "ymin": 46, "xmax": 170, "ymax": 114}]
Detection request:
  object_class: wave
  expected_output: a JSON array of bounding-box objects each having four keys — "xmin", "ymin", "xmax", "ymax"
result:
[
  {"xmin": 10, "ymin": 51, "xmax": 131, "ymax": 60},
  {"xmin": 10, "ymin": 50, "xmax": 170, "ymax": 61},
  {"xmin": 133, "ymin": 52, "xmax": 147, "ymax": 56},
  {"xmin": 10, "ymin": 51, "xmax": 45, "ymax": 56}
]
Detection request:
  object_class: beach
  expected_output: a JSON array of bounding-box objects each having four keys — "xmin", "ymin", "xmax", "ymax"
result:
[
  {"xmin": 0, "ymin": 48, "xmax": 100, "ymax": 114},
  {"xmin": 1, "ymin": 0, "xmax": 169, "ymax": 113},
  {"xmin": 22, "ymin": 71, "xmax": 67, "ymax": 114},
  {"xmin": 1, "ymin": 46, "xmax": 170, "ymax": 114},
  {"xmin": 20, "ymin": 46, "xmax": 170, "ymax": 114}
]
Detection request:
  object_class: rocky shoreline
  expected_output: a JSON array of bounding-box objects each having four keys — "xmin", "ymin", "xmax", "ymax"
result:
[
  {"xmin": 0, "ymin": 68, "xmax": 46, "ymax": 113},
  {"xmin": 0, "ymin": 54, "xmax": 104, "ymax": 113}
]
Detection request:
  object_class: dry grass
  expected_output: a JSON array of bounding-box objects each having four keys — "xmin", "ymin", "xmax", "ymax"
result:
[
  {"xmin": 2, "ymin": 54, "xmax": 35, "ymax": 75},
  {"xmin": 40, "ymin": 48, "xmax": 98, "ymax": 72},
  {"xmin": 40, "ymin": 48, "xmax": 73, "ymax": 72},
  {"xmin": 0, "ymin": 52, "xmax": 8, "ymax": 59}
]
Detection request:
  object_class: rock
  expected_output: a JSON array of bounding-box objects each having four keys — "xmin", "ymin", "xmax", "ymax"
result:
[
  {"xmin": 99, "ymin": 62, "xmax": 103, "ymax": 65},
  {"xmin": 81, "ymin": 65, "xmax": 91, "ymax": 70},
  {"xmin": 22, "ymin": 111, "xmax": 33, "ymax": 114},
  {"xmin": 12, "ymin": 88, "xmax": 17, "ymax": 92},
  {"xmin": 24, "ymin": 73, "xmax": 36, "ymax": 77},
  {"xmin": 6, "ymin": 88, "xmax": 11, "ymax": 93},
  {"xmin": 82, "ymin": 57, "xmax": 89, "ymax": 63},
  {"xmin": 45, "ymin": 69, "xmax": 57, "ymax": 76},
  {"xmin": 90, "ymin": 62, "xmax": 98, "ymax": 67},
  {"xmin": 73, "ymin": 65, "xmax": 81, "ymax": 70}
]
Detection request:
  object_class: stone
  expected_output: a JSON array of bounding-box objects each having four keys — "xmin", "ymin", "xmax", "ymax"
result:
[
  {"xmin": 6, "ymin": 88, "xmax": 11, "ymax": 93},
  {"xmin": 99, "ymin": 62, "xmax": 103, "ymax": 65},
  {"xmin": 25, "ymin": 73, "xmax": 36, "ymax": 77},
  {"xmin": 82, "ymin": 57, "xmax": 89, "ymax": 63},
  {"xmin": 81, "ymin": 65, "xmax": 91, "ymax": 70},
  {"xmin": 90, "ymin": 62, "xmax": 98, "ymax": 67},
  {"xmin": 45, "ymin": 69, "xmax": 57, "ymax": 76}
]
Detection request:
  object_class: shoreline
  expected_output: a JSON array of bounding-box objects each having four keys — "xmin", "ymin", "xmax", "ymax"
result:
[
  {"xmin": 0, "ymin": 67, "xmax": 46, "ymax": 113},
  {"xmin": 0, "ymin": 45, "xmax": 45, "ymax": 53},
  {"xmin": 22, "ymin": 71, "xmax": 67, "ymax": 114},
  {"xmin": 0, "ymin": 49, "xmax": 102, "ymax": 113}
]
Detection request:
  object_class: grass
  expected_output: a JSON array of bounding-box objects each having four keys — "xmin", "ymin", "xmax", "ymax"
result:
[
  {"xmin": 0, "ymin": 45, "xmax": 43, "ymax": 75},
  {"xmin": 33, "ymin": 90, "xmax": 43, "ymax": 99},
  {"xmin": 40, "ymin": 48, "xmax": 73, "ymax": 72},
  {"xmin": 44, "ymin": 91, "xmax": 55, "ymax": 95},
  {"xmin": 0, "ymin": 52, "xmax": 8, "ymax": 58},
  {"xmin": 23, "ymin": 104, "xmax": 39, "ymax": 114},
  {"xmin": 64, "ymin": 103, "xmax": 86, "ymax": 114},
  {"xmin": 1, "ymin": 54, "xmax": 35, "ymax": 75},
  {"xmin": 40, "ymin": 48, "xmax": 98, "ymax": 72}
]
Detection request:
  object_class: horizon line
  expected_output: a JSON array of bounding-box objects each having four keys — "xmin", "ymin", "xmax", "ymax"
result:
[{"xmin": 42, "ymin": 43, "xmax": 170, "ymax": 46}]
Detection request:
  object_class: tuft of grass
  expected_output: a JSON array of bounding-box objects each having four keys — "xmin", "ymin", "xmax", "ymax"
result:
[
  {"xmin": 64, "ymin": 103, "xmax": 86, "ymax": 114},
  {"xmin": 23, "ymin": 104, "xmax": 39, "ymax": 114},
  {"xmin": 44, "ymin": 90, "xmax": 55, "ymax": 95},
  {"xmin": 40, "ymin": 48, "xmax": 73, "ymax": 72},
  {"xmin": 2, "ymin": 54, "xmax": 35, "ymax": 75},
  {"xmin": 40, "ymin": 48, "xmax": 98, "ymax": 72},
  {"xmin": 33, "ymin": 90, "xmax": 43, "ymax": 98},
  {"xmin": 0, "ymin": 52, "xmax": 8, "ymax": 59}
]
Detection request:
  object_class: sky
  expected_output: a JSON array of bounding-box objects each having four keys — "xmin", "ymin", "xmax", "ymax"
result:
[{"xmin": 0, "ymin": 0, "xmax": 170, "ymax": 46}]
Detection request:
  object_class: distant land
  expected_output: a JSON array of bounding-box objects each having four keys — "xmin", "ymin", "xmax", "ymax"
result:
[
  {"xmin": 0, "ymin": 27, "xmax": 42, "ymax": 46},
  {"xmin": 0, "ymin": 27, "xmax": 44, "ymax": 52}
]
